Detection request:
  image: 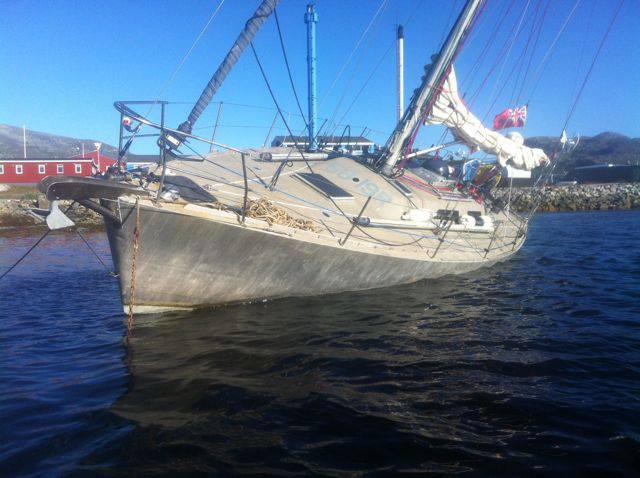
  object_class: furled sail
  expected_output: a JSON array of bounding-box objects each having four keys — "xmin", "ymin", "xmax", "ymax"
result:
[
  {"xmin": 426, "ymin": 67, "xmax": 548, "ymax": 171},
  {"xmin": 175, "ymin": 0, "xmax": 280, "ymax": 139}
]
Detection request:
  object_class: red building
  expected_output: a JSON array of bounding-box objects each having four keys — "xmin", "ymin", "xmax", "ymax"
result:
[
  {"xmin": 72, "ymin": 150, "xmax": 117, "ymax": 173},
  {"xmin": 0, "ymin": 150, "xmax": 118, "ymax": 184},
  {"xmin": 0, "ymin": 158, "xmax": 94, "ymax": 184}
]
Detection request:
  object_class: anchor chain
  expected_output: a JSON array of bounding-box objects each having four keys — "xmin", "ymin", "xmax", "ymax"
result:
[{"xmin": 126, "ymin": 200, "xmax": 141, "ymax": 340}]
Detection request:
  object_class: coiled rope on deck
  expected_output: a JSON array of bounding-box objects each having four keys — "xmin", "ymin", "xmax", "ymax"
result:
[{"xmin": 245, "ymin": 198, "xmax": 320, "ymax": 232}]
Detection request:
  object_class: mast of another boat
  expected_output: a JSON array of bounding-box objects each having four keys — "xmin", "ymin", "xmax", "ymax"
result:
[{"xmin": 379, "ymin": 0, "xmax": 484, "ymax": 176}]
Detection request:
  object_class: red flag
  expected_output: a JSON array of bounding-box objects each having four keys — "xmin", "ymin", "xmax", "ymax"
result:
[{"xmin": 493, "ymin": 105, "xmax": 527, "ymax": 130}]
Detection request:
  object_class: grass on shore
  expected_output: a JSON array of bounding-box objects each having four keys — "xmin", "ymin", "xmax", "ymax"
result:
[{"xmin": 0, "ymin": 185, "xmax": 38, "ymax": 200}]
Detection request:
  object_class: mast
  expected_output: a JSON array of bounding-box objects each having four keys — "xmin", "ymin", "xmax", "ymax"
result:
[
  {"xmin": 305, "ymin": 4, "xmax": 318, "ymax": 151},
  {"xmin": 165, "ymin": 0, "xmax": 280, "ymax": 148},
  {"xmin": 396, "ymin": 25, "xmax": 404, "ymax": 122},
  {"xmin": 379, "ymin": 0, "xmax": 484, "ymax": 176}
]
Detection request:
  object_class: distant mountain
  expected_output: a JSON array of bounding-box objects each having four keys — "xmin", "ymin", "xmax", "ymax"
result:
[
  {"xmin": 525, "ymin": 132, "xmax": 640, "ymax": 170},
  {"xmin": 0, "ymin": 124, "xmax": 119, "ymax": 159},
  {"xmin": 2, "ymin": 124, "xmax": 637, "ymax": 171}
]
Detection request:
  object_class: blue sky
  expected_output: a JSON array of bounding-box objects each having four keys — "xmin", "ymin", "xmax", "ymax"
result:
[{"xmin": 2, "ymin": 0, "xmax": 638, "ymax": 155}]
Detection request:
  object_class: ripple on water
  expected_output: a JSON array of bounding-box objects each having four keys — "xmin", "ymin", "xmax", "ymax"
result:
[{"xmin": 0, "ymin": 212, "xmax": 639, "ymax": 476}]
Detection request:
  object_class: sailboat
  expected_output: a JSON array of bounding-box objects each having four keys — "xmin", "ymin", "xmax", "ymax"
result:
[{"xmin": 38, "ymin": 0, "xmax": 550, "ymax": 314}]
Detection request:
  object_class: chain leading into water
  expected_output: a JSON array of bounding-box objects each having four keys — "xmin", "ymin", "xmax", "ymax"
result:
[{"xmin": 126, "ymin": 200, "xmax": 141, "ymax": 342}]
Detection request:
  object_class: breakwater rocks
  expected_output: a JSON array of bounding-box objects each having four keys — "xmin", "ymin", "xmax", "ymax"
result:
[{"xmin": 497, "ymin": 183, "xmax": 640, "ymax": 213}]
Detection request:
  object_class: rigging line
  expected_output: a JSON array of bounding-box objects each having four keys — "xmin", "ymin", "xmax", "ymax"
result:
[
  {"xmin": 334, "ymin": 42, "xmax": 395, "ymax": 131},
  {"xmin": 398, "ymin": 0, "xmax": 489, "ymax": 171},
  {"xmin": 251, "ymin": 40, "xmax": 427, "ymax": 247},
  {"xmin": 155, "ymin": 0, "xmax": 226, "ymax": 102},
  {"xmin": 527, "ymin": 0, "xmax": 582, "ymax": 100},
  {"xmin": 482, "ymin": 0, "xmax": 532, "ymax": 117},
  {"xmin": 0, "ymin": 202, "xmax": 76, "ymax": 282},
  {"xmin": 480, "ymin": 11, "xmax": 541, "ymax": 123},
  {"xmin": 0, "ymin": 230, "xmax": 51, "ymax": 281},
  {"xmin": 507, "ymin": 0, "xmax": 543, "ymax": 107},
  {"xmin": 195, "ymin": 124, "xmax": 288, "ymax": 130},
  {"xmin": 324, "ymin": 0, "xmax": 392, "ymax": 136},
  {"xmin": 212, "ymin": 183, "xmax": 480, "ymax": 254},
  {"xmin": 562, "ymin": 0, "xmax": 624, "ymax": 133},
  {"xmin": 251, "ymin": 40, "xmax": 430, "ymax": 249},
  {"xmin": 250, "ymin": 42, "xmax": 310, "ymax": 167},
  {"xmin": 124, "ymin": 0, "xmax": 226, "ymax": 151},
  {"xmin": 514, "ymin": 0, "xmax": 551, "ymax": 104},
  {"xmin": 273, "ymin": 8, "xmax": 307, "ymax": 126},
  {"xmin": 438, "ymin": 0, "xmax": 461, "ymax": 49},
  {"xmin": 465, "ymin": 0, "xmax": 526, "ymax": 107},
  {"xmin": 326, "ymin": 0, "xmax": 424, "ymax": 139},
  {"xmin": 75, "ymin": 229, "xmax": 113, "ymax": 274},
  {"xmin": 565, "ymin": 0, "xmax": 596, "ymax": 119},
  {"xmin": 462, "ymin": 0, "xmax": 517, "ymax": 90},
  {"xmin": 319, "ymin": 0, "xmax": 389, "ymax": 106}
]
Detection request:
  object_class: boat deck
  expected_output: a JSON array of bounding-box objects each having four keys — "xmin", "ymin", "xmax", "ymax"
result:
[{"xmin": 130, "ymin": 149, "xmax": 525, "ymax": 263}]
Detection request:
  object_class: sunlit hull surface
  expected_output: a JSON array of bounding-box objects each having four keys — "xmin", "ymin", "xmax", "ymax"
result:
[{"xmin": 106, "ymin": 201, "xmax": 523, "ymax": 314}]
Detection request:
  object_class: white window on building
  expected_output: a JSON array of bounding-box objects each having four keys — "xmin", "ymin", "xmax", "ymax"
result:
[
  {"xmin": 0, "ymin": 164, "xmax": 4, "ymax": 174},
  {"xmin": 16, "ymin": 164, "xmax": 23, "ymax": 175},
  {"xmin": 57, "ymin": 164, "xmax": 64, "ymax": 174},
  {"xmin": 75, "ymin": 164, "xmax": 82, "ymax": 174},
  {"xmin": 38, "ymin": 164, "xmax": 46, "ymax": 174}
]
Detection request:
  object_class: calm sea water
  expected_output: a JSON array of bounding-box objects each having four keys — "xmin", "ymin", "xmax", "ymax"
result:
[{"xmin": 1, "ymin": 211, "xmax": 639, "ymax": 476}]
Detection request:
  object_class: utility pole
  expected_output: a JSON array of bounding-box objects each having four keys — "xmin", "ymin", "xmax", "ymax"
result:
[
  {"xmin": 22, "ymin": 125, "xmax": 27, "ymax": 159},
  {"xmin": 94, "ymin": 142, "xmax": 102, "ymax": 172}
]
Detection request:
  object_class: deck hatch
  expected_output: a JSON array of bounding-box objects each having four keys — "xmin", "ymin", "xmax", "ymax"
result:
[
  {"xmin": 391, "ymin": 179, "xmax": 414, "ymax": 197},
  {"xmin": 295, "ymin": 173, "xmax": 353, "ymax": 200}
]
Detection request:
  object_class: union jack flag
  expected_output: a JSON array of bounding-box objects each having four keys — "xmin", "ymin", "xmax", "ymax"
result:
[{"xmin": 493, "ymin": 105, "xmax": 527, "ymax": 130}]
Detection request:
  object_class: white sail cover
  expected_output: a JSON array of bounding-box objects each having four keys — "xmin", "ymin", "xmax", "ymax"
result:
[{"xmin": 426, "ymin": 67, "xmax": 548, "ymax": 170}]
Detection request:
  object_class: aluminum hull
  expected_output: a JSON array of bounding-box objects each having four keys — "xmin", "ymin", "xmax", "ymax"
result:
[{"xmin": 105, "ymin": 202, "xmax": 522, "ymax": 313}]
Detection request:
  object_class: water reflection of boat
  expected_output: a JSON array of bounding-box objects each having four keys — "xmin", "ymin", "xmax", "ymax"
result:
[
  {"xmin": 112, "ymin": 262, "xmax": 536, "ymax": 429},
  {"xmin": 109, "ymin": 266, "xmax": 557, "ymax": 474}
]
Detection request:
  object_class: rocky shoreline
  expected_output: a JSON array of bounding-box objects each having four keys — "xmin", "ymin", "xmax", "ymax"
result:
[
  {"xmin": 0, "ymin": 197, "xmax": 102, "ymax": 231},
  {"xmin": 495, "ymin": 183, "xmax": 640, "ymax": 213},
  {"xmin": 1, "ymin": 183, "xmax": 639, "ymax": 233}
]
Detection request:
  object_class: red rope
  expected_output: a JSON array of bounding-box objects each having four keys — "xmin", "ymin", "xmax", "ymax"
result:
[{"xmin": 397, "ymin": 176, "xmax": 441, "ymax": 197}]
